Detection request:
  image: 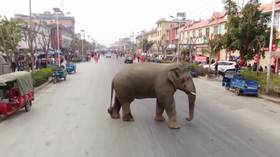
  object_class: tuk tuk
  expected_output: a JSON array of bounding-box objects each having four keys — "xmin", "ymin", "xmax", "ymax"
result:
[
  {"xmin": 66, "ymin": 63, "xmax": 77, "ymax": 74},
  {"xmin": 0, "ymin": 71, "xmax": 34, "ymax": 116},
  {"xmin": 222, "ymin": 69, "xmax": 259, "ymax": 96},
  {"xmin": 52, "ymin": 65, "xmax": 67, "ymax": 83}
]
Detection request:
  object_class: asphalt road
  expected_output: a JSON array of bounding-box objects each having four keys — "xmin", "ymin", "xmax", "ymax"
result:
[{"xmin": 0, "ymin": 56, "xmax": 280, "ymax": 157}]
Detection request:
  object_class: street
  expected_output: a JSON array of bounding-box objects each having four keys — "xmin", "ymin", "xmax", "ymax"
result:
[{"xmin": 0, "ymin": 57, "xmax": 280, "ymax": 157}]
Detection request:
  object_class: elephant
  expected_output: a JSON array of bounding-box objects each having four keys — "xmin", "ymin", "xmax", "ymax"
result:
[{"xmin": 107, "ymin": 63, "xmax": 196, "ymax": 129}]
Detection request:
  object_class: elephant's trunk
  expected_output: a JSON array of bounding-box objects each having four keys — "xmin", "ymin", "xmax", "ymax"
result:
[{"xmin": 186, "ymin": 92, "xmax": 196, "ymax": 121}]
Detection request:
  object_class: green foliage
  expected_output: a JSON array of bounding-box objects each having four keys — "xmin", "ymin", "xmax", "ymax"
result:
[
  {"xmin": 141, "ymin": 38, "xmax": 154, "ymax": 53},
  {"xmin": 221, "ymin": 0, "xmax": 271, "ymax": 61},
  {"xmin": 0, "ymin": 16, "xmax": 22, "ymax": 55},
  {"xmin": 31, "ymin": 67, "xmax": 54, "ymax": 87}
]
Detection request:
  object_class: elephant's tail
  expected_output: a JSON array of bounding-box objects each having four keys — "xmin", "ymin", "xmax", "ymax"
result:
[{"xmin": 110, "ymin": 81, "xmax": 114, "ymax": 108}]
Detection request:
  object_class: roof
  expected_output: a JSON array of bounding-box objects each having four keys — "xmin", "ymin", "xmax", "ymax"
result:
[
  {"xmin": 0, "ymin": 71, "xmax": 33, "ymax": 95},
  {"xmin": 260, "ymin": 2, "xmax": 280, "ymax": 13},
  {"xmin": 183, "ymin": 12, "xmax": 226, "ymax": 31}
]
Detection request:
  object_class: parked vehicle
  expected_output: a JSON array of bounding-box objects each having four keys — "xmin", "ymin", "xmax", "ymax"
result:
[
  {"xmin": 186, "ymin": 67, "xmax": 198, "ymax": 77},
  {"xmin": 105, "ymin": 53, "xmax": 112, "ymax": 58},
  {"xmin": 124, "ymin": 55, "xmax": 133, "ymax": 64},
  {"xmin": 0, "ymin": 71, "xmax": 34, "ymax": 117},
  {"xmin": 52, "ymin": 66, "xmax": 67, "ymax": 83},
  {"xmin": 66, "ymin": 63, "xmax": 77, "ymax": 74},
  {"xmin": 222, "ymin": 70, "xmax": 259, "ymax": 96},
  {"xmin": 203, "ymin": 61, "xmax": 236, "ymax": 72}
]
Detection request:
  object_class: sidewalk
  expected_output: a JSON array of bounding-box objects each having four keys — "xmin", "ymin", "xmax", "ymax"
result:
[
  {"xmin": 259, "ymin": 94, "xmax": 280, "ymax": 104},
  {"xmin": 198, "ymin": 76, "xmax": 280, "ymax": 105}
]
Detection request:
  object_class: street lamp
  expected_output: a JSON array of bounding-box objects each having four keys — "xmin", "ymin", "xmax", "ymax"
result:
[
  {"xmin": 80, "ymin": 30, "xmax": 85, "ymax": 57},
  {"xmin": 170, "ymin": 15, "xmax": 183, "ymax": 63},
  {"xmin": 267, "ymin": 0, "xmax": 279, "ymax": 93},
  {"xmin": 53, "ymin": 8, "xmax": 71, "ymax": 66}
]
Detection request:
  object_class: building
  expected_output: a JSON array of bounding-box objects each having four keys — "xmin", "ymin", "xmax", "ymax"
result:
[
  {"xmin": 14, "ymin": 10, "xmax": 75, "ymax": 51},
  {"xmin": 50, "ymin": 25, "xmax": 74, "ymax": 50},
  {"xmin": 14, "ymin": 11, "xmax": 75, "ymax": 33},
  {"xmin": 136, "ymin": 19, "xmax": 178, "ymax": 54},
  {"xmin": 180, "ymin": 12, "xmax": 227, "ymax": 61}
]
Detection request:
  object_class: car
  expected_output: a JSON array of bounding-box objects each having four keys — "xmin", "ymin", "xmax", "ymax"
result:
[
  {"xmin": 124, "ymin": 56, "xmax": 133, "ymax": 64},
  {"xmin": 203, "ymin": 61, "xmax": 236, "ymax": 72},
  {"xmin": 105, "ymin": 53, "xmax": 112, "ymax": 58}
]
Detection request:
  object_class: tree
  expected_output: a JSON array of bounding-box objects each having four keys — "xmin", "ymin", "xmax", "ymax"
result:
[
  {"xmin": 155, "ymin": 33, "xmax": 168, "ymax": 54},
  {"xmin": 22, "ymin": 21, "xmax": 41, "ymax": 70},
  {"xmin": 0, "ymin": 17, "xmax": 22, "ymax": 65},
  {"xmin": 236, "ymin": 0, "xmax": 270, "ymax": 61},
  {"xmin": 208, "ymin": 34, "xmax": 223, "ymax": 68},
  {"xmin": 222, "ymin": 0, "xmax": 271, "ymax": 63},
  {"xmin": 223, "ymin": 0, "xmax": 239, "ymax": 60},
  {"xmin": 141, "ymin": 38, "xmax": 154, "ymax": 53},
  {"xmin": 38, "ymin": 22, "xmax": 51, "ymax": 59}
]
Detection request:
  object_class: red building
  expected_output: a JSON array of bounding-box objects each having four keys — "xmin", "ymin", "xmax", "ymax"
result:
[
  {"xmin": 166, "ymin": 24, "xmax": 179, "ymax": 51},
  {"xmin": 51, "ymin": 25, "xmax": 73, "ymax": 50}
]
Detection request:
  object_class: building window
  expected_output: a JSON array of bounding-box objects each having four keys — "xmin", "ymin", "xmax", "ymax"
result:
[
  {"xmin": 206, "ymin": 28, "xmax": 210, "ymax": 38},
  {"xmin": 192, "ymin": 30, "xmax": 195, "ymax": 37},
  {"xmin": 213, "ymin": 25, "xmax": 218, "ymax": 35},
  {"xmin": 199, "ymin": 29, "xmax": 202, "ymax": 37}
]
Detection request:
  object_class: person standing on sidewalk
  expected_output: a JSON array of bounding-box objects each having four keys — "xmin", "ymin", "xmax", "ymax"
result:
[{"xmin": 215, "ymin": 62, "xmax": 218, "ymax": 76}]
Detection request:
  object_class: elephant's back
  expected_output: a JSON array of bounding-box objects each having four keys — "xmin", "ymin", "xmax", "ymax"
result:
[{"xmin": 112, "ymin": 63, "xmax": 172, "ymax": 98}]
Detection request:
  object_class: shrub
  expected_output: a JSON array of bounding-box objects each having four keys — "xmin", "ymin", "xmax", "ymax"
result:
[{"xmin": 31, "ymin": 67, "xmax": 54, "ymax": 87}]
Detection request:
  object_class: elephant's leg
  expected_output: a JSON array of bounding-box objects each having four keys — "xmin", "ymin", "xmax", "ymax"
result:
[
  {"xmin": 154, "ymin": 99, "xmax": 165, "ymax": 121},
  {"xmin": 120, "ymin": 98, "xmax": 134, "ymax": 122},
  {"xmin": 162, "ymin": 97, "xmax": 180, "ymax": 129},
  {"xmin": 111, "ymin": 96, "xmax": 121, "ymax": 119}
]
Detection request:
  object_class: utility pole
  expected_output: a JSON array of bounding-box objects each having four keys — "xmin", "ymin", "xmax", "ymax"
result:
[{"xmin": 267, "ymin": 0, "xmax": 276, "ymax": 93}]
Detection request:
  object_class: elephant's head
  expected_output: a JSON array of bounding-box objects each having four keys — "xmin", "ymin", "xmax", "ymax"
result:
[{"xmin": 168, "ymin": 65, "xmax": 196, "ymax": 121}]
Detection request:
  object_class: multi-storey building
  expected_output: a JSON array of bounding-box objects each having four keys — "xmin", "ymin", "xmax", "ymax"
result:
[{"xmin": 180, "ymin": 12, "xmax": 227, "ymax": 60}]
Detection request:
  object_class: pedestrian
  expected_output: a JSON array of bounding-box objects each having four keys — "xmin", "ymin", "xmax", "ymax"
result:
[
  {"xmin": 264, "ymin": 66, "xmax": 268, "ymax": 73},
  {"xmin": 214, "ymin": 62, "xmax": 218, "ymax": 76},
  {"xmin": 252, "ymin": 63, "xmax": 257, "ymax": 71},
  {"xmin": 259, "ymin": 66, "xmax": 263, "ymax": 72},
  {"xmin": 137, "ymin": 56, "xmax": 140, "ymax": 62},
  {"xmin": 235, "ymin": 62, "xmax": 239, "ymax": 72},
  {"xmin": 247, "ymin": 63, "xmax": 252, "ymax": 70}
]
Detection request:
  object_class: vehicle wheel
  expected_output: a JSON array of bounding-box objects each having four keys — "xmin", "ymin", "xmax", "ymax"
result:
[
  {"xmin": 235, "ymin": 89, "xmax": 241, "ymax": 96},
  {"xmin": 25, "ymin": 101, "xmax": 32, "ymax": 112}
]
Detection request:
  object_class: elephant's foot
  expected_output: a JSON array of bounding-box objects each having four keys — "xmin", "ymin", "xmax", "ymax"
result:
[
  {"xmin": 168, "ymin": 121, "xmax": 180, "ymax": 129},
  {"xmin": 154, "ymin": 115, "xmax": 165, "ymax": 122},
  {"xmin": 111, "ymin": 111, "xmax": 120, "ymax": 119},
  {"xmin": 107, "ymin": 107, "xmax": 120, "ymax": 119},
  {"xmin": 122, "ymin": 113, "xmax": 134, "ymax": 122}
]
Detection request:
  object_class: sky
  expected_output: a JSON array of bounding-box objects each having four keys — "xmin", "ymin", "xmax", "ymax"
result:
[{"xmin": 0, "ymin": 0, "xmax": 273, "ymax": 46}]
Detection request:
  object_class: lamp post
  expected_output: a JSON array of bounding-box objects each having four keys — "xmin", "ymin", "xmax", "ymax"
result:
[
  {"xmin": 267, "ymin": 0, "xmax": 277, "ymax": 93},
  {"xmin": 53, "ymin": 8, "xmax": 71, "ymax": 66},
  {"xmin": 170, "ymin": 15, "xmax": 184, "ymax": 63},
  {"xmin": 80, "ymin": 30, "xmax": 85, "ymax": 57}
]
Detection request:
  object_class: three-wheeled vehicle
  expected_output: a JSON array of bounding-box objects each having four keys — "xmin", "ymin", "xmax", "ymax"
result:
[
  {"xmin": 186, "ymin": 66, "xmax": 198, "ymax": 78},
  {"xmin": 52, "ymin": 65, "xmax": 67, "ymax": 83},
  {"xmin": 66, "ymin": 63, "xmax": 77, "ymax": 74},
  {"xmin": 0, "ymin": 71, "xmax": 34, "ymax": 117},
  {"xmin": 222, "ymin": 69, "xmax": 259, "ymax": 96}
]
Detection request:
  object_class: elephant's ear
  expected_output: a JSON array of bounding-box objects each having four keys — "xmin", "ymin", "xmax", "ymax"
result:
[{"xmin": 168, "ymin": 67, "xmax": 180, "ymax": 88}]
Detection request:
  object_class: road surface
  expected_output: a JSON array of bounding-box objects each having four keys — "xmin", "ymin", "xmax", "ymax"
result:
[{"xmin": 0, "ymin": 56, "xmax": 280, "ymax": 157}]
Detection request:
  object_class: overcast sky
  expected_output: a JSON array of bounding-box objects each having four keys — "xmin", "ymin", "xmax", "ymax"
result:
[{"xmin": 0, "ymin": 0, "xmax": 273, "ymax": 46}]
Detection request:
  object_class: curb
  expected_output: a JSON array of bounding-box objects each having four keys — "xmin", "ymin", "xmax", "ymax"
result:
[
  {"xmin": 259, "ymin": 94, "xmax": 280, "ymax": 105},
  {"xmin": 34, "ymin": 80, "xmax": 51, "ymax": 92}
]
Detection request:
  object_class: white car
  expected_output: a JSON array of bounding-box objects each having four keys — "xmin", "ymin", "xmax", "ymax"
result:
[
  {"xmin": 204, "ymin": 61, "xmax": 236, "ymax": 72},
  {"xmin": 105, "ymin": 53, "xmax": 112, "ymax": 58}
]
